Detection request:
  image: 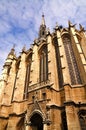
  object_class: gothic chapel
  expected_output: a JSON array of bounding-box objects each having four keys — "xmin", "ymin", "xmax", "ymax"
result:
[{"xmin": 0, "ymin": 15, "xmax": 86, "ymax": 130}]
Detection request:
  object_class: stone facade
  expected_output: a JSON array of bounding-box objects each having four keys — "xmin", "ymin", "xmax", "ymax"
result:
[{"xmin": 0, "ymin": 15, "xmax": 86, "ymax": 130}]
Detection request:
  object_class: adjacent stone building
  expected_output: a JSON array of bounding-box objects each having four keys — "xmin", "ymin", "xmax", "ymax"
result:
[{"xmin": 0, "ymin": 15, "xmax": 86, "ymax": 130}]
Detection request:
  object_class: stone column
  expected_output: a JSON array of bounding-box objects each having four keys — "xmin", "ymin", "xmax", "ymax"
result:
[
  {"xmin": 78, "ymin": 24, "xmax": 86, "ymax": 58},
  {"xmin": 0, "ymin": 118, "xmax": 7, "ymax": 130},
  {"xmin": 47, "ymin": 33, "xmax": 59, "ymax": 90},
  {"xmin": 0, "ymin": 66, "xmax": 8, "ymax": 103},
  {"xmin": 25, "ymin": 125, "xmax": 31, "ymax": 130},
  {"xmin": 13, "ymin": 51, "xmax": 26, "ymax": 101},
  {"xmin": 2, "ymin": 58, "xmax": 16, "ymax": 105},
  {"xmin": 7, "ymin": 126, "xmax": 16, "ymax": 130},
  {"xmin": 29, "ymin": 42, "xmax": 39, "ymax": 86},
  {"xmin": 51, "ymin": 109, "xmax": 61, "ymax": 130},
  {"xmin": 66, "ymin": 105, "xmax": 81, "ymax": 130},
  {"xmin": 43, "ymin": 124, "xmax": 47, "ymax": 130}
]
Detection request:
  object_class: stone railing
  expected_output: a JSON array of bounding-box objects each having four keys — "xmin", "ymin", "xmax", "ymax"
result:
[{"xmin": 28, "ymin": 80, "xmax": 51, "ymax": 92}]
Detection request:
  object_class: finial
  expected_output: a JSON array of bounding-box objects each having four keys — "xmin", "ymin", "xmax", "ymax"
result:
[
  {"xmin": 7, "ymin": 44, "xmax": 16, "ymax": 58},
  {"xmin": 10, "ymin": 44, "xmax": 16, "ymax": 55},
  {"xmin": 55, "ymin": 22, "xmax": 59, "ymax": 30},
  {"xmin": 46, "ymin": 27, "xmax": 50, "ymax": 35},
  {"xmin": 54, "ymin": 22, "xmax": 59, "ymax": 30},
  {"xmin": 34, "ymin": 38, "xmax": 38, "ymax": 44},
  {"xmin": 13, "ymin": 44, "xmax": 16, "ymax": 49},
  {"xmin": 41, "ymin": 12, "xmax": 45, "ymax": 26},
  {"xmin": 22, "ymin": 44, "xmax": 26, "ymax": 52},
  {"xmin": 42, "ymin": 12, "xmax": 44, "ymax": 17},
  {"xmin": 68, "ymin": 20, "xmax": 73, "ymax": 27},
  {"xmin": 56, "ymin": 22, "xmax": 58, "ymax": 27},
  {"xmin": 68, "ymin": 20, "xmax": 76, "ymax": 28}
]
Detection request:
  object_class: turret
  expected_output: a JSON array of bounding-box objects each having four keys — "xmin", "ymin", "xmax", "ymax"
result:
[
  {"xmin": 5, "ymin": 46, "xmax": 16, "ymax": 65},
  {"xmin": 0, "ymin": 46, "xmax": 16, "ymax": 104}
]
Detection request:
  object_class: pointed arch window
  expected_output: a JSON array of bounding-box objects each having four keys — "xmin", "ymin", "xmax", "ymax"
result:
[
  {"xmin": 39, "ymin": 45, "xmax": 48, "ymax": 82},
  {"xmin": 62, "ymin": 34, "xmax": 82, "ymax": 85},
  {"xmin": 23, "ymin": 53, "xmax": 32, "ymax": 99},
  {"xmin": 11, "ymin": 59, "xmax": 20, "ymax": 102}
]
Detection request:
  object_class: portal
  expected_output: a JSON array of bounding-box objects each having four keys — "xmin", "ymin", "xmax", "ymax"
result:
[{"xmin": 30, "ymin": 113, "xmax": 43, "ymax": 130}]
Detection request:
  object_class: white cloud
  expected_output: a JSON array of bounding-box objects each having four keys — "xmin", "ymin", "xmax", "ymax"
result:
[{"xmin": 0, "ymin": 0, "xmax": 86, "ymax": 74}]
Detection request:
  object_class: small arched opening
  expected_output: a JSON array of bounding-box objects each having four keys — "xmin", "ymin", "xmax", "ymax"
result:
[{"xmin": 30, "ymin": 113, "xmax": 43, "ymax": 130}]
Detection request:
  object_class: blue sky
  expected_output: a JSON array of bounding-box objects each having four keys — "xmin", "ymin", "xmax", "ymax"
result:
[{"xmin": 0, "ymin": 0, "xmax": 86, "ymax": 73}]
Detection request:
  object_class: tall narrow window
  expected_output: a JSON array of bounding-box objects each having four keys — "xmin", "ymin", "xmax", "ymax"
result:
[
  {"xmin": 11, "ymin": 60, "xmax": 20, "ymax": 102},
  {"xmin": 39, "ymin": 45, "xmax": 48, "ymax": 82},
  {"xmin": 54, "ymin": 37, "xmax": 64, "ymax": 88},
  {"xmin": 62, "ymin": 35, "xmax": 82, "ymax": 85},
  {"xmin": 23, "ymin": 53, "xmax": 32, "ymax": 99}
]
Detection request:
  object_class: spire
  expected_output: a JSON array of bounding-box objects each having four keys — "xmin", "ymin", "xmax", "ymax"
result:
[
  {"xmin": 8, "ymin": 45, "xmax": 15, "ymax": 56},
  {"xmin": 4, "ymin": 45, "xmax": 16, "ymax": 66},
  {"xmin": 22, "ymin": 44, "xmax": 26, "ymax": 53},
  {"xmin": 41, "ymin": 13, "xmax": 45, "ymax": 26},
  {"xmin": 39, "ymin": 13, "xmax": 46, "ymax": 38}
]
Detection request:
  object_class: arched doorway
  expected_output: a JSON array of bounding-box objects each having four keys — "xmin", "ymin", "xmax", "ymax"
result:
[{"xmin": 30, "ymin": 113, "xmax": 43, "ymax": 130}]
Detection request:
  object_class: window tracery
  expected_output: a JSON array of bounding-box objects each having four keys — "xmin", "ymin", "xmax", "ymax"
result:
[
  {"xmin": 39, "ymin": 45, "xmax": 48, "ymax": 82},
  {"xmin": 62, "ymin": 34, "xmax": 82, "ymax": 85}
]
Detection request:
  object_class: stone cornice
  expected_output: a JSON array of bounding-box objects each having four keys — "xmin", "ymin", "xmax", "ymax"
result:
[
  {"xmin": 12, "ymin": 99, "xmax": 27, "ymax": 103},
  {"xmin": 0, "ymin": 116, "xmax": 9, "ymax": 119},
  {"xmin": 9, "ymin": 111, "xmax": 26, "ymax": 117},
  {"xmin": 0, "ymin": 111, "xmax": 27, "ymax": 119},
  {"xmin": 46, "ymin": 101, "xmax": 86, "ymax": 110},
  {"xmin": 63, "ymin": 83, "xmax": 86, "ymax": 88},
  {"xmin": 1, "ymin": 104, "xmax": 12, "ymax": 107},
  {"xmin": 49, "ymin": 83, "xmax": 86, "ymax": 93},
  {"xmin": 46, "ymin": 104, "xmax": 64, "ymax": 110},
  {"xmin": 64, "ymin": 100, "xmax": 86, "ymax": 108}
]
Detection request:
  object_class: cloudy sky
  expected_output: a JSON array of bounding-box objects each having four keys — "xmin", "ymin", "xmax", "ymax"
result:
[{"xmin": 0, "ymin": 0, "xmax": 86, "ymax": 73}]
